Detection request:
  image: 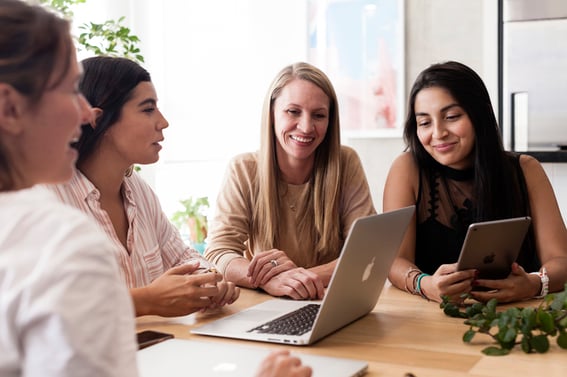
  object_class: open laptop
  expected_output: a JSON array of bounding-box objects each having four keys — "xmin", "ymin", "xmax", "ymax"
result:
[
  {"xmin": 137, "ymin": 338, "xmax": 368, "ymax": 377},
  {"xmin": 191, "ymin": 205, "xmax": 415, "ymax": 346}
]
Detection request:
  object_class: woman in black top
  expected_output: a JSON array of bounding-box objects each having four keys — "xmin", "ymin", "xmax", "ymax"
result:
[{"xmin": 384, "ymin": 61, "xmax": 567, "ymax": 303}]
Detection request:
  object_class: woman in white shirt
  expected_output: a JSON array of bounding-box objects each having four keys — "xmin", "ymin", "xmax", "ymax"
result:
[{"xmin": 0, "ymin": 1, "xmax": 138, "ymax": 375}]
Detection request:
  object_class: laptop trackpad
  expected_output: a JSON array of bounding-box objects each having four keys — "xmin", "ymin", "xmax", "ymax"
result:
[{"xmin": 201, "ymin": 299, "xmax": 314, "ymax": 332}]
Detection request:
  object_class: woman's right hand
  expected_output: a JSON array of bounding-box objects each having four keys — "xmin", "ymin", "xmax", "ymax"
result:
[
  {"xmin": 424, "ymin": 263, "xmax": 476, "ymax": 303},
  {"xmin": 255, "ymin": 350, "xmax": 312, "ymax": 377},
  {"xmin": 132, "ymin": 261, "xmax": 223, "ymax": 317},
  {"xmin": 260, "ymin": 267, "xmax": 325, "ymax": 300}
]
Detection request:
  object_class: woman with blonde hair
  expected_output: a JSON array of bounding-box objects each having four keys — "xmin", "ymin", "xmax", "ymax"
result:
[{"xmin": 206, "ymin": 62, "xmax": 375, "ymax": 299}]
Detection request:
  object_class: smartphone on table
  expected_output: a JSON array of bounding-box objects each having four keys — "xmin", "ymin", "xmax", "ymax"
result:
[{"xmin": 137, "ymin": 330, "xmax": 174, "ymax": 350}]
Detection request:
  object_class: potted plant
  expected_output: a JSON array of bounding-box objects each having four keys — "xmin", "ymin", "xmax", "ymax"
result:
[{"xmin": 170, "ymin": 196, "xmax": 210, "ymax": 254}]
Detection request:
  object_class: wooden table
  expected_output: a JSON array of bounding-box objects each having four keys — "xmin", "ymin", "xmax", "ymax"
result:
[{"xmin": 136, "ymin": 282, "xmax": 567, "ymax": 376}]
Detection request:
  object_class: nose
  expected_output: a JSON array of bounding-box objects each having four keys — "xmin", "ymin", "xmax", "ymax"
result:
[
  {"xmin": 297, "ymin": 114, "xmax": 314, "ymax": 133},
  {"xmin": 78, "ymin": 94, "xmax": 93, "ymax": 125},
  {"xmin": 431, "ymin": 119, "xmax": 448, "ymax": 139},
  {"xmin": 157, "ymin": 109, "xmax": 169, "ymax": 130}
]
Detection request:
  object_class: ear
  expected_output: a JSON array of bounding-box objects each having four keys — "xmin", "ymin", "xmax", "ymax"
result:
[
  {"xmin": 0, "ymin": 83, "xmax": 25, "ymax": 135},
  {"xmin": 89, "ymin": 107, "xmax": 103, "ymax": 129}
]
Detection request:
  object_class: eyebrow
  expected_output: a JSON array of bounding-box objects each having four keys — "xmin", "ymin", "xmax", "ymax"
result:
[
  {"xmin": 415, "ymin": 103, "xmax": 461, "ymax": 117},
  {"xmin": 137, "ymin": 98, "xmax": 157, "ymax": 107}
]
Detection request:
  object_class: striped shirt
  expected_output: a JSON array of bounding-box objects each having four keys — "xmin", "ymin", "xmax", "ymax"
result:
[{"xmin": 47, "ymin": 170, "xmax": 207, "ymax": 288}]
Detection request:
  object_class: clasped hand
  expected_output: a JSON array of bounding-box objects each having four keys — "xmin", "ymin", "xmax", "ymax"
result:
[
  {"xmin": 247, "ymin": 249, "xmax": 324, "ymax": 300},
  {"xmin": 145, "ymin": 261, "xmax": 240, "ymax": 317}
]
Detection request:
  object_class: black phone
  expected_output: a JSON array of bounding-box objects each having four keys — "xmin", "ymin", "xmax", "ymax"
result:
[{"xmin": 136, "ymin": 330, "xmax": 174, "ymax": 350}]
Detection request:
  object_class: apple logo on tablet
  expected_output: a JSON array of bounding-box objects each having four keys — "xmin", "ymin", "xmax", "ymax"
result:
[
  {"xmin": 362, "ymin": 257, "xmax": 375, "ymax": 282},
  {"xmin": 483, "ymin": 252, "xmax": 496, "ymax": 265}
]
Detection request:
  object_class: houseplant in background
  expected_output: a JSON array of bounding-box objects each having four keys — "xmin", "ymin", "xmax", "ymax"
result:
[
  {"xmin": 38, "ymin": 0, "xmax": 144, "ymax": 64},
  {"xmin": 170, "ymin": 197, "xmax": 210, "ymax": 254}
]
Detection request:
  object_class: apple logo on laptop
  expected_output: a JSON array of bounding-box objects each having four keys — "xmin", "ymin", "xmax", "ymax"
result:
[
  {"xmin": 483, "ymin": 252, "xmax": 496, "ymax": 265},
  {"xmin": 362, "ymin": 257, "xmax": 375, "ymax": 282}
]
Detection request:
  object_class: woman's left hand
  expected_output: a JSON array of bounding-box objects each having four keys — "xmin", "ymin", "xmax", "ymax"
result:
[
  {"xmin": 247, "ymin": 249, "xmax": 298, "ymax": 287},
  {"xmin": 471, "ymin": 262, "xmax": 540, "ymax": 303}
]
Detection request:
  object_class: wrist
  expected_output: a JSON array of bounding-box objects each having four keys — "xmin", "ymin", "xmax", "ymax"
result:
[
  {"xmin": 131, "ymin": 286, "xmax": 152, "ymax": 316},
  {"xmin": 415, "ymin": 273, "xmax": 431, "ymax": 301},
  {"xmin": 529, "ymin": 267, "xmax": 549, "ymax": 298}
]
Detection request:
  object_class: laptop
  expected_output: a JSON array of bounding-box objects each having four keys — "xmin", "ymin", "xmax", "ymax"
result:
[
  {"xmin": 137, "ymin": 338, "xmax": 368, "ymax": 377},
  {"xmin": 191, "ymin": 205, "xmax": 415, "ymax": 345}
]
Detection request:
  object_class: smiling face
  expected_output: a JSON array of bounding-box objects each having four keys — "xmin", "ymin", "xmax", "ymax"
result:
[
  {"xmin": 415, "ymin": 86, "xmax": 476, "ymax": 170},
  {"xmin": 273, "ymin": 78, "xmax": 330, "ymax": 178},
  {"xmin": 100, "ymin": 81, "xmax": 168, "ymax": 167},
  {"xmin": 14, "ymin": 45, "xmax": 92, "ymax": 188}
]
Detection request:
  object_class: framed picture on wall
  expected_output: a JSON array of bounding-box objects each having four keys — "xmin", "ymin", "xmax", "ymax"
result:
[{"xmin": 308, "ymin": 0, "xmax": 405, "ymax": 137}]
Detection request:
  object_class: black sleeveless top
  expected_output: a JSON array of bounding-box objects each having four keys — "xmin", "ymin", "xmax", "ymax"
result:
[{"xmin": 415, "ymin": 156, "xmax": 539, "ymax": 275}]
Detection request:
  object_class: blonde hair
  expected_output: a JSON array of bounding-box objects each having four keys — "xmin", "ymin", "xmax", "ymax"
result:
[{"xmin": 251, "ymin": 62, "xmax": 342, "ymax": 258}]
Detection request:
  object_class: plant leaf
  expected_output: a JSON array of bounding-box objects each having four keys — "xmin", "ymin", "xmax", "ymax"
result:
[
  {"xmin": 530, "ymin": 334, "xmax": 550, "ymax": 353},
  {"xmin": 482, "ymin": 346, "xmax": 510, "ymax": 356}
]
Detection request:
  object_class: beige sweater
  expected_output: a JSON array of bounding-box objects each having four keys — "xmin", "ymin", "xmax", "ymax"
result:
[{"xmin": 205, "ymin": 145, "xmax": 376, "ymax": 273}]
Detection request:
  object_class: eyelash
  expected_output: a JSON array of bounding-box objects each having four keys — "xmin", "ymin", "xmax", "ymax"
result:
[
  {"xmin": 286, "ymin": 109, "xmax": 326, "ymax": 119},
  {"xmin": 417, "ymin": 113, "xmax": 461, "ymax": 126}
]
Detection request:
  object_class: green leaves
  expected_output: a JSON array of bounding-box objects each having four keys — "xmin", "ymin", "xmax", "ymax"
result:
[
  {"xmin": 78, "ymin": 18, "xmax": 145, "ymax": 63},
  {"xmin": 441, "ymin": 283, "xmax": 567, "ymax": 355},
  {"xmin": 39, "ymin": 0, "xmax": 145, "ymax": 64}
]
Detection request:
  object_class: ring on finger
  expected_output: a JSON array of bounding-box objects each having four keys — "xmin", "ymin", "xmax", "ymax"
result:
[{"xmin": 270, "ymin": 259, "xmax": 278, "ymax": 268}]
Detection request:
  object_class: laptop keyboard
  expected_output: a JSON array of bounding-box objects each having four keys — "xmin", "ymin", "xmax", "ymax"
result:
[{"xmin": 247, "ymin": 303, "xmax": 320, "ymax": 336}]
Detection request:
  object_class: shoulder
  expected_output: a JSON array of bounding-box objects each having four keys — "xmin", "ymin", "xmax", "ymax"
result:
[
  {"xmin": 226, "ymin": 152, "xmax": 259, "ymax": 178},
  {"xmin": 518, "ymin": 153, "xmax": 542, "ymax": 169},
  {"xmin": 125, "ymin": 171, "xmax": 157, "ymax": 197},
  {"xmin": 2, "ymin": 187, "xmax": 114, "ymax": 266},
  {"xmin": 384, "ymin": 152, "xmax": 420, "ymax": 192},
  {"xmin": 390, "ymin": 152, "xmax": 419, "ymax": 174},
  {"xmin": 46, "ymin": 169, "xmax": 95, "ymax": 205},
  {"xmin": 340, "ymin": 145, "xmax": 361, "ymax": 162},
  {"xmin": 517, "ymin": 153, "xmax": 547, "ymax": 180},
  {"xmin": 513, "ymin": 154, "xmax": 556, "ymax": 197}
]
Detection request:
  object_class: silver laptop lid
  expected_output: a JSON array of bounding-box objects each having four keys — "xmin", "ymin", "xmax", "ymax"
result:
[
  {"xmin": 309, "ymin": 205, "xmax": 414, "ymax": 343},
  {"xmin": 137, "ymin": 339, "xmax": 368, "ymax": 377}
]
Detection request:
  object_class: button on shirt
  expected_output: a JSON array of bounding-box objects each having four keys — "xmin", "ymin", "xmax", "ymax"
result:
[{"xmin": 48, "ymin": 170, "xmax": 206, "ymax": 288}]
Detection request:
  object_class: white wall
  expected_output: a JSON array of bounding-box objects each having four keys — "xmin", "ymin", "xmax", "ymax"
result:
[{"xmin": 71, "ymin": 0, "xmax": 567, "ymax": 221}]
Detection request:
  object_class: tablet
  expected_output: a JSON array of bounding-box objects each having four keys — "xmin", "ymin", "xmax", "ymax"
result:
[{"xmin": 456, "ymin": 216, "xmax": 532, "ymax": 280}]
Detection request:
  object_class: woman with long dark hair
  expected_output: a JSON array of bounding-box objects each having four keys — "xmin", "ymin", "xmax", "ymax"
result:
[{"xmin": 384, "ymin": 61, "xmax": 567, "ymax": 303}]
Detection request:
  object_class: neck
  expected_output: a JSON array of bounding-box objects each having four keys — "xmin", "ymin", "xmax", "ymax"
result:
[
  {"xmin": 278, "ymin": 158, "xmax": 313, "ymax": 185},
  {"xmin": 77, "ymin": 154, "xmax": 129, "ymax": 198}
]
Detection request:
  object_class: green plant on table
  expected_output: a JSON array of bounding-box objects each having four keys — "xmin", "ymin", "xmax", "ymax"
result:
[
  {"xmin": 441, "ymin": 283, "xmax": 567, "ymax": 355},
  {"xmin": 170, "ymin": 197, "xmax": 210, "ymax": 250}
]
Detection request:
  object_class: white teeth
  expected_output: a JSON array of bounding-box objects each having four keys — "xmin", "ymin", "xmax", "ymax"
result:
[{"xmin": 290, "ymin": 135, "xmax": 313, "ymax": 143}]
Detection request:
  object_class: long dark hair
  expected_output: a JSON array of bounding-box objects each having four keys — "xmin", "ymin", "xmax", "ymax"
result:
[
  {"xmin": 404, "ymin": 61, "xmax": 527, "ymax": 221},
  {"xmin": 0, "ymin": 0, "xmax": 72, "ymax": 191},
  {"xmin": 74, "ymin": 56, "xmax": 151, "ymax": 165}
]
